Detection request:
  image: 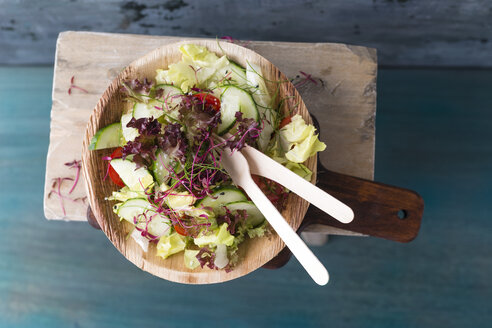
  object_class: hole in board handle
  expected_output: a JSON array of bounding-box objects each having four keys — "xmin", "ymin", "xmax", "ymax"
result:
[{"xmin": 397, "ymin": 209, "xmax": 408, "ymax": 220}]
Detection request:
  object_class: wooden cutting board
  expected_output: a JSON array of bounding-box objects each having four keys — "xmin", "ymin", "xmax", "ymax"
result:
[{"xmin": 43, "ymin": 31, "xmax": 377, "ymax": 237}]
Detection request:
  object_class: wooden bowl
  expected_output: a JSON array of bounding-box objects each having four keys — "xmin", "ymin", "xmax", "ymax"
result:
[{"xmin": 82, "ymin": 40, "xmax": 316, "ymax": 284}]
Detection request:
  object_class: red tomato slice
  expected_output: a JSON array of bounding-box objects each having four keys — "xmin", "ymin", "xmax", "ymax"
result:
[
  {"xmin": 279, "ymin": 116, "xmax": 292, "ymax": 129},
  {"xmin": 111, "ymin": 147, "xmax": 123, "ymax": 158},
  {"xmin": 174, "ymin": 224, "xmax": 187, "ymax": 236},
  {"xmin": 192, "ymin": 93, "xmax": 221, "ymax": 112},
  {"xmin": 108, "ymin": 147, "xmax": 125, "ymax": 187}
]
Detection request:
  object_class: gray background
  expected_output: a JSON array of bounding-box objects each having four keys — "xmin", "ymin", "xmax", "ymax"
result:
[{"xmin": 1, "ymin": 0, "xmax": 492, "ymax": 66}]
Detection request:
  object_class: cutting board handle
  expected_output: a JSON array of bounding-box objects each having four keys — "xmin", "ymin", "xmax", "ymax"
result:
[
  {"xmin": 303, "ymin": 113, "xmax": 424, "ymax": 242},
  {"xmin": 263, "ymin": 162, "xmax": 424, "ymax": 269},
  {"xmin": 302, "ymin": 162, "xmax": 424, "ymax": 242}
]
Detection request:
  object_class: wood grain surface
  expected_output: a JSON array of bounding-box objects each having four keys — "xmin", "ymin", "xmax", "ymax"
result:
[
  {"xmin": 2, "ymin": 67, "xmax": 492, "ymax": 327},
  {"xmin": 44, "ymin": 31, "xmax": 377, "ymax": 243},
  {"xmin": 305, "ymin": 163, "xmax": 424, "ymax": 243},
  {"xmin": 82, "ymin": 40, "xmax": 316, "ymax": 284},
  {"xmin": 1, "ymin": 0, "xmax": 492, "ymax": 67}
]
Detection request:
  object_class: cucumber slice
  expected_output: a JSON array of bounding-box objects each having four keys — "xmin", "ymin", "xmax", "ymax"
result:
[
  {"xmin": 155, "ymin": 84, "xmax": 183, "ymax": 111},
  {"xmin": 246, "ymin": 62, "xmax": 271, "ymax": 109},
  {"xmin": 218, "ymin": 85, "xmax": 259, "ymax": 135},
  {"xmin": 216, "ymin": 62, "xmax": 247, "ymax": 85},
  {"xmin": 117, "ymin": 198, "xmax": 171, "ymax": 237},
  {"xmin": 246, "ymin": 62, "xmax": 275, "ymax": 151},
  {"xmin": 196, "ymin": 186, "xmax": 247, "ymax": 209},
  {"xmin": 132, "ymin": 101, "xmax": 164, "ymax": 120},
  {"xmin": 151, "ymin": 149, "xmax": 182, "ymax": 185},
  {"xmin": 229, "ymin": 62, "xmax": 247, "ymax": 82},
  {"xmin": 117, "ymin": 198, "xmax": 151, "ymax": 221},
  {"xmin": 224, "ymin": 201, "xmax": 265, "ymax": 227},
  {"xmin": 132, "ymin": 85, "xmax": 183, "ymax": 120},
  {"xmin": 89, "ymin": 123, "xmax": 122, "ymax": 150},
  {"xmin": 121, "ymin": 112, "xmax": 139, "ymax": 142},
  {"xmin": 110, "ymin": 158, "xmax": 154, "ymax": 192}
]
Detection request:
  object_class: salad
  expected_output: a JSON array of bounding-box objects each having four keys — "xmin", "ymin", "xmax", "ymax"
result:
[{"xmin": 89, "ymin": 44, "xmax": 326, "ymax": 271}]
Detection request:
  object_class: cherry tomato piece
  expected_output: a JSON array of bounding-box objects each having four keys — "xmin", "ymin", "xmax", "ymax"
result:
[
  {"xmin": 174, "ymin": 224, "xmax": 187, "ymax": 236},
  {"xmin": 108, "ymin": 147, "xmax": 125, "ymax": 187},
  {"xmin": 108, "ymin": 166, "xmax": 125, "ymax": 187},
  {"xmin": 111, "ymin": 147, "xmax": 123, "ymax": 158},
  {"xmin": 279, "ymin": 116, "xmax": 292, "ymax": 129},
  {"xmin": 193, "ymin": 93, "xmax": 221, "ymax": 112}
]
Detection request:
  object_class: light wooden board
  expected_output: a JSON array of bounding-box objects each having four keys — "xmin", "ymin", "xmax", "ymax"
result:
[{"xmin": 44, "ymin": 31, "xmax": 377, "ymax": 237}]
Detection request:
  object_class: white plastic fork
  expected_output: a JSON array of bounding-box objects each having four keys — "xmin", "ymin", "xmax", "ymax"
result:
[
  {"xmin": 241, "ymin": 145, "xmax": 354, "ymax": 224},
  {"xmin": 220, "ymin": 147, "xmax": 329, "ymax": 285}
]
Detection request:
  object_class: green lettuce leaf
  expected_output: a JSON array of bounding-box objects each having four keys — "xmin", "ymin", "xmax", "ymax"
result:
[
  {"xmin": 165, "ymin": 191, "xmax": 196, "ymax": 210},
  {"xmin": 106, "ymin": 186, "xmax": 145, "ymax": 202},
  {"xmin": 193, "ymin": 223, "xmax": 234, "ymax": 247},
  {"xmin": 184, "ymin": 249, "xmax": 201, "ymax": 269},
  {"xmin": 156, "ymin": 232, "xmax": 187, "ymax": 259},
  {"xmin": 280, "ymin": 114, "xmax": 326, "ymax": 163},
  {"xmin": 155, "ymin": 44, "xmax": 229, "ymax": 92},
  {"xmin": 247, "ymin": 220, "xmax": 268, "ymax": 239},
  {"xmin": 284, "ymin": 162, "xmax": 313, "ymax": 181}
]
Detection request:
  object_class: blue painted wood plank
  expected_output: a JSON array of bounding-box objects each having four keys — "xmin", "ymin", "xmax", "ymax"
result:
[
  {"xmin": 1, "ymin": 67, "xmax": 491, "ymax": 327},
  {"xmin": 1, "ymin": 1, "xmax": 492, "ymax": 67}
]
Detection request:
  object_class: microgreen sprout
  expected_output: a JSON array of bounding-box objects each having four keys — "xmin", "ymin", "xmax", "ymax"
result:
[{"xmin": 68, "ymin": 76, "xmax": 89, "ymax": 95}]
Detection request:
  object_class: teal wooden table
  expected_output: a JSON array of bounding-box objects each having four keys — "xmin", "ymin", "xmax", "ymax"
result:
[{"xmin": 1, "ymin": 67, "xmax": 491, "ymax": 327}]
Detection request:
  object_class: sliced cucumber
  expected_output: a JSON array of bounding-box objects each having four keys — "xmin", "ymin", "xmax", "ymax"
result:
[
  {"xmin": 110, "ymin": 158, "xmax": 154, "ymax": 192},
  {"xmin": 246, "ymin": 62, "xmax": 275, "ymax": 151},
  {"xmin": 218, "ymin": 85, "xmax": 259, "ymax": 135},
  {"xmin": 246, "ymin": 62, "xmax": 271, "ymax": 109},
  {"xmin": 151, "ymin": 149, "xmax": 182, "ymax": 185},
  {"xmin": 132, "ymin": 85, "xmax": 183, "ymax": 120},
  {"xmin": 117, "ymin": 198, "xmax": 152, "ymax": 221},
  {"xmin": 196, "ymin": 186, "xmax": 247, "ymax": 209},
  {"xmin": 229, "ymin": 62, "xmax": 247, "ymax": 82},
  {"xmin": 215, "ymin": 62, "xmax": 247, "ymax": 86},
  {"xmin": 224, "ymin": 201, "xmax": 265, "ymax": 227},
  {"xmin": 117, "ymin": 198, "xmax": 171, "ymax": 237},
  {"xmin": 141, "ymin": 212, "xmax": 171, "ymax": 237},
  {"xmin": 155, "ymin": 84, "xmax": 183, "ymax": 111},
  {"xmin": 89, "ymin": 123, "xmax": 123, "ymax": 150},
  {"xmin": 121, "ymin": 112, "xmax": 139, "ymax": 142},
  {"xmin": 132, "ymin": 101, "xmax": 164, "ymax": 120}
]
